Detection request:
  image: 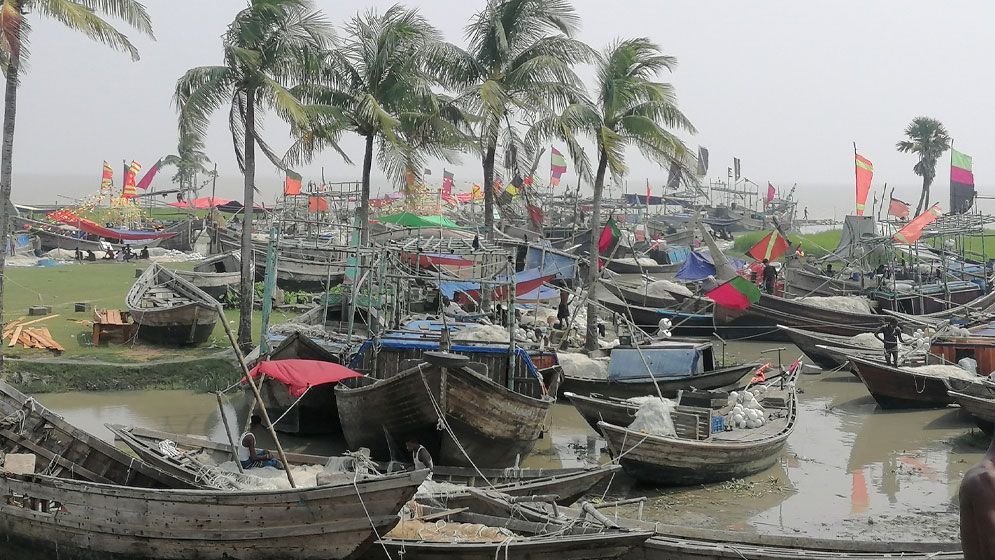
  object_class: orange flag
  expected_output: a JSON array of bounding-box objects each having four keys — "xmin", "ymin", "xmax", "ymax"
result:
[
  {"xmin": 855, "ymin": 152, "xmax": 873, "ymax": 215},
  {"xmin": 308, "ymin": 195, "xmax": 329, "ymax": 213},
  {"xmin": 894, "ymin": 204, "xmax": 942, "ymax": 244}
]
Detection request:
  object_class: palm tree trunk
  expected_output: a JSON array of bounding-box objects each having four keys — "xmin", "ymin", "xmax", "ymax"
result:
[
  {"xmin": 236, "ymin": 89, "xmax": 256, "ymax": 351},
  {"xmin": 359, "ymin": 134, "xmax": 374, "ymax": 246},
  {"xmin": 0, "ymin": 29, "xmax": 22, "ymax": 370},
  {"xmin": 915, "ymin": 174, "xmax": 928, "ymax": 216},
  {"xmin": 482, "ymin": 143, "xmax": 497, "ymax": 239},
  {"xmin": 585, "ymin": 150, "xmax": 609, "ymax": 352}
]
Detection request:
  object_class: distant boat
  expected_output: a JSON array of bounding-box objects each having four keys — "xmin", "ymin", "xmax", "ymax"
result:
[
  {"xmin": 174, "ymin": 251, "xmax": 240, "ymax": 299},
  {"xmin": 127, "ymin": 263, "xmax": 220, "ymax": 345}
]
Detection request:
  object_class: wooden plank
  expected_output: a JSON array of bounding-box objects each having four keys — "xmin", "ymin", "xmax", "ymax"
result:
[
  {"xmin": 8, "ymin": 325, "xmax": 22, "ymax": 347},
  {"xmin": 18, "ymin": 314, "xmax": 60, "ymax": 327}
]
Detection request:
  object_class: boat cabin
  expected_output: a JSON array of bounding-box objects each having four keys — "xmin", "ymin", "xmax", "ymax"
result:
[
  {"xmin": 871, "ymin": 280, "xmax": 983, "ymax": 315},
  {"xmin": 607, "ymin": 340, "xmax": 717, "ymax": 382},
  {"xmin": 929, "ymin": 334, "xmax": 995, "ymax": 376},
  {"xmin": 194, "ymin": 251, "xmax": 240, "ymax": 274}
]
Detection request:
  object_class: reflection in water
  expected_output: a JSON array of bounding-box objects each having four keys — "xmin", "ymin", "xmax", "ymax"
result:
[{"xmin": 36, "ymin": 341, "xmax": 979, "ymax": 543}]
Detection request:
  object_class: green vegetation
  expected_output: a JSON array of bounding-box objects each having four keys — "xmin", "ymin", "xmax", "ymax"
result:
[
  {"xmin": 732, "ymin": 230, "xmax": 842, "ymax": 259},
  {"xmin": 896, "ymin": 116, "xmax": 951, "ymax": 216},
  {"xmin": 0, "ymin": 262, "xmax": 294, "ymax": 362},
  {"xmin": 7, "ymin": 356, "xmax": 241, "ymax": 394}
]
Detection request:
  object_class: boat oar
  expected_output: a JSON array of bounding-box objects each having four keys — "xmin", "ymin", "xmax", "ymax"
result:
[
  {"xmin": 215, "ymin": 303, "xmax": 296, "ymax": 488},
  {"xmin": 216, "ymin": 391, "xmax": 244, "ymax": 475}
]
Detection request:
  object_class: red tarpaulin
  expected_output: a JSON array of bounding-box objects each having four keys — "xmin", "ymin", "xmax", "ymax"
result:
[
  {"xmin": 168, "ymin": 196, "xmax": 233, "ymax": 209},
  {"xmin": 48, "ymin": 210, "xmax": 177, "ymax": 241},
  {"xmin": 247, "ymin": 359, "xmax": 363, "ymax": 398}
]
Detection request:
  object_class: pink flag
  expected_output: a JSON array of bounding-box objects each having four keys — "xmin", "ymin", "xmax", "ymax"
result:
[
  {"xmin": 767, "ymin": 183, "xmax": 776, "ymax": 203},
  {"xmin": 137, "ymin": 159, "xmax": 162, "ymax": 190}
]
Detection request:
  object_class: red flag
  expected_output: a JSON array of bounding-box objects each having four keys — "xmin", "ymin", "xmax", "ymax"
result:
[
  {"xmin": 284, "ymin": 170, "xmax": 302, "ymax": 195},
  {"xmin": 894, "ymin": 204, "xmax": 942, "ymax": 244},
  {"xmin": 855, "ymin": 152, "xmax": 874, "ymax": 215},
  {"xmin": 527, "ymin": 204, "xmax": 543, "ymax": 226},
  {"xmin": 308, "ymin": 196, "xmax": 329, "ymax": 213},
  {"xmin": 136, "ymin": 159, "xmax": 162, "ymax": 190},
  {"xmin": 888, "ymin": 197, "xmax": 910, "ymax": 219},
  {"xmin": 121, "ymin": 161, "xmax": 141, "ymax": 198},
  {"xmin": 766, "ymin": 183, "xmax": 776, "ymax": 204},
  {"xmin": 747, "ymin": 230, "xmax": 790, "ymax": 261},
  {"xmin": 705, "ymin": 276, "xmax": 763, "ymax": 310}
]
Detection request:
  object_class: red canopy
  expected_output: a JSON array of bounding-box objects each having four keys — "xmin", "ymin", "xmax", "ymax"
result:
[
  {"xmin": 48, "ymin": 210, "xmax": 177, "ymax": 241},
  {"xmin": 247, "ymin": 359, "xmax": 362, "ymax": 397}
]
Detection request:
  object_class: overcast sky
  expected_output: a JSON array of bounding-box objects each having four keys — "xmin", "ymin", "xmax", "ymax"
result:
[{"xmin": 12, "ymin": 0, "xmax": 995, "ymax": 217}]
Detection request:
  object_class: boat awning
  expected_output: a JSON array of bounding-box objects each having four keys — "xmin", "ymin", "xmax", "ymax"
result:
[
  {"xmin": 608, "ymin": 347, "xmax": 704, "ymax": 382},
  {"xmin": 48, "ymin": 210, "xmax": 178, "ymax": 241},
  {"xmin": 248, "ymin": 359, "xmax": 363, "ymax": 397},
  {"xmin": 675, "ymin": 251, "xmax": 716, "ymax": 281}
]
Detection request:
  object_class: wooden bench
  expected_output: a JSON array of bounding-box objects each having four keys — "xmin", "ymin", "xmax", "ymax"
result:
[{"xmin": 92, "ymin": 308, "xmax": 136, "ymax": 345}]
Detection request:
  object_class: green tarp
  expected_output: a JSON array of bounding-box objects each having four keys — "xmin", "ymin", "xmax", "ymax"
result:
[{"xmin": 378, "ymin": 212, "xmax": 460, "ymax": 229}]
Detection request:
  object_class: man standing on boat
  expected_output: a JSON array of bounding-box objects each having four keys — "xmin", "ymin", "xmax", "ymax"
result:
[
  {"xmin": 960, "ymin": 433, "xmax": 995, "ymax": 559},
  {"xmin": 761, "ymin": 259, "xmax": 777, "ymax": 295},
  {"xmin": 406, "ymin": 439, "xmax": 434, "ymax": 472},
  {"xmin": 238, "ymin": 432, "xmax": 284, "ymax": 470},
  {"xmin": 873, "ymin": 317, "xmax": 904, "ymax": 366}
]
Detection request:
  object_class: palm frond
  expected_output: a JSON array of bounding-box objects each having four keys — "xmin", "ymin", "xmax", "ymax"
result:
[
  {"xmin": 71, "ymin": 0, "xmax": 154, "ymax": 37},
  {"xmin": 35, "ymin": 0, "xmax": 141, "ymax": 60}
]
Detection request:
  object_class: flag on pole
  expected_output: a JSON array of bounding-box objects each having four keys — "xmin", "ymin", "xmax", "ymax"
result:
[
  {"xmin": 284, "ymin": 170, "xmax": 302, "ymax": 195},
  {"xmin": 734, "ymin": 158, "xmax": 741, "ymax": 180},
  {"xmin": 950, "ymin": 149, "xmax": 975, "ymax": 214},
  {"xmin": 705, "ymin": 276, "xmax": 763, "ymax": 310},
  {"xmin": 888, "ymin": 197, "xmax": 910, "ymax": 219},
  {"xmin": 442, "ymin": 170, "xmax": 454, "ymax": 201},
  {"xmin": 697, "ymin": 146, "xmax": 709, "ymax": 176},
  {"xmin": 598, "ymin": 217, "xmax": 621, "ymax": 255},
  {"xmin": 136, "ymin": 159, "xmax": 162, "ymax": 190},
  {"xmin": 893, "ymin": 204, "xmax": 942, "ymax": 244},
  {"xmin": 100, "ymin": 161, "xmax": 113, "ymax": 192},
  {"xmin": 747, "ymin": 230, "xmax": 790, "ymax": 262},
  {"xmin": 855, "ymin": 152, "xmax": 874, "ymax": 216},
  {"xmin": 121, "ymin": 161, "xmax": 141, "ymax": 198},
  {"xmin": 666, "ymin": 163, "xmax": 682, "ymax": 189},
  {"xmin": 307, "ymin": 195, "xmax": 329, "ymax": 213},
  {"xmin": 551, "ymin": 147, "xmax": 567, "ymax": 186},
  {"xmin": 767, "ymin": 182, "xmax": 776, "ymax": 204},
  {"xmin": 527, "ymin": 204, "xmax": 543, "ymax": 226}
]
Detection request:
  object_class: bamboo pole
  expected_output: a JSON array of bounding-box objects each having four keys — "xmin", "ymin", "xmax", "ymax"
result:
[
  {"xmin": 216, "ymin": 392, "xmax": 244, "ymax": 474},
  {"xmin": 215, "ymin": 303, "xmax": 295, "ymax": 488}
]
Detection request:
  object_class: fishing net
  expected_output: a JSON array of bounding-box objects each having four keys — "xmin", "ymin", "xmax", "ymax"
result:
[
  {"xmin": 796, "ymin": 296, "xmax": 874, "ymax": 314},
  {"xmin": 386, "ymin": 519, "xmax": 517, "ymax": 543},
  {"xmin": 627, "ymin": 396, "xmax": 677, "ymax": 437},
  {"xmin": 555, "ymin": 352, "xmax": 609, "ymax": 380}
]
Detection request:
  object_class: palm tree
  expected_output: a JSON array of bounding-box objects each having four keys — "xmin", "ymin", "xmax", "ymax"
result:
[
  {"xmin": 897, "ymin": 117, "xmax": 951, "ymax": 216},
  {"xmin": 461, "ymin": 0, "xmax": 592, "ymax": 238},
  {"xmin": 162, "ymin": 133, "xmax": 212, "ymax": 201},
  {"xmin": 286, "ymin": 4, "xmax": 465, "ymax": 244},
  {"xmin": 528, "ymin": 38, "xmax": 695, "ymax": 351},
  {"xmin": 0, "ymin": 0, "xmax": 152, "ymax": 365},
  {"xmin": 175, "ymin": 0, "xmax": 331, "ymax": 349}
]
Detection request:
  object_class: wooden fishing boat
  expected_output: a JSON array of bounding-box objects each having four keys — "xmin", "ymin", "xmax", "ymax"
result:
[
  {"xmin": 565, "ymin": 391, "xmax": 732, "ymax": 435},
  {"xmin": 375, "ymin": 494, "xmax": 653, "ymax": 560},
  {"xmin": 598, "ymin": 379, "xmax": 796, "ymax": 485},
  {"xmin": 947, "ymin": 388, "xmax": 995, "ymax": 434},
  {"xmin": 0, "ymin": 380, "xmax": 190, "ymax": 488},
  {"xmin": 108, "ymin": 424, "xmax": 618, "ymax": 504},
  {"xmin": 781, "ymin": 264, "xmax": 863, "ymax": 298},
  {"xmin": 558, "ymin": 341, "xmax": 759, "ymax": 399},
  {"xmin": 605, "ymin": 257, "xmax": 676, "ymax": 275},
  {"xmin": 846, "ymin": 355, "xmax": 956, "ymax": 409},
  {"xmin": 215, "ymin": 227, "xmax": 346, "ymax": 291},
  {"xmin": 338, "ymin": 341, "xmax": 557, "ymax": 468},
  {"xmin": 0, "ymin": 468, "xmax": 427, "ymax": 560},
  {"xmin": 603, "ymin": 280, "xmax": 678, "ymax": 309},
  {"xmin": 174, "ymin": 251, "xmax": 240, "ymax": 299},
  {"xmin": 156, "ymin": 217, "xmax": 203, "ymax": 252},
  {"xmin": 778, "ymin": 325, "xmax": 871, "ymax": 369},
  {"xmin": 127, "ymin": 263, "xmax": 221, "ymax": 345}
]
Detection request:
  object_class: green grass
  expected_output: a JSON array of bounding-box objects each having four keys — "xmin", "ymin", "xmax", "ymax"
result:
[
  {"xmin": 732, "ymin": 230, "xmax": 842, "ymax": 259},
  {"xmin": 1, "ymin": 262, "xmax": 295, "ymax": 362},
  {"xmin": 925, "ymin": 230, "xmax": 995, "ymax": 262}
]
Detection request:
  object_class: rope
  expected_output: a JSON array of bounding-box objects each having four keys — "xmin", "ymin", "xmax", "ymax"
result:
[
  {"xmin": 269, "ymin": 385, "xmax": 313, "ymax": 427},
  {"xmin": 352, "ymin": 468, "xmax": 395, "ymax": 560}
]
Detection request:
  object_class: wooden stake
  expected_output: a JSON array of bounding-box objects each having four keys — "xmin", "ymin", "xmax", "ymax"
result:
[{"xmin": 216, "ymin": 392, "xmax": 245, "ymax": 475}]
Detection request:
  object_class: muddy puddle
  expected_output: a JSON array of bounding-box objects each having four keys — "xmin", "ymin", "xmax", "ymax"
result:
[{"xmin": 36, "ymin": 340, "xmax": 979, "ymax": 544}]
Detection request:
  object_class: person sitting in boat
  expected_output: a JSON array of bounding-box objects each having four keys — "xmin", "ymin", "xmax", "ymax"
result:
[
  {"xmin": 824, "ymin": 263, "xmax": 834, "ymax": 276},
  {"xmin": 238, "ymin": 432, "xmax": 284, "ymax": 470},
  {"xmin": 874, "ymin": 317, "xmax": 905, "ymax": 366},
  {"xmin": 441, "ymin": 296, "xmax": 464, "ymax": 318},
  {"xmin": 122, "ymin": 245, "xmax": 134, "ymax": 262},
  {"xmin": 761, "ymin": 259, "xmax": 777, "ymax": 294},
  {"xmin": 959, "ymin": 432, "xmax": 995, "ymax": 560},
  {"xmin": 85, "ymin": 250, "xmax": 97, "ymax": 262},
  {"xmin": 405, "ymin": 439, "xmax": 434, "ymax": 472},
  {"xmin": 139, "ymin": 247, "xmax": 150, "ymax": 259}
]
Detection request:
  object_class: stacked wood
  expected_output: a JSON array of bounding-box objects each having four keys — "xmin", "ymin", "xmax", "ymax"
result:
[{"xmin": 2, "ymin": 315, "xmax": 63, "ymax": 352}]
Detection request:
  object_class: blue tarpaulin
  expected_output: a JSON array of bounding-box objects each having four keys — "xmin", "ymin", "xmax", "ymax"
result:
[
  {"xmin": 607, "ymin": 346, "xmax": 703, "ymax": 382},
  {"xmin": 348, "ymin": 337, "xmax": 542, "ymax": 381},
  {"xmin": 675, "ymin": 251, "xmax": 716, "ymax": 281},
  {"xmin": 525, "ymin": 245, "xmax": 577, "ymax": 280}
]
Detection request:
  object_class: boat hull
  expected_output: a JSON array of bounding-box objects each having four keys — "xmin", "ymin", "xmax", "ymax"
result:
[
  {"xmin": 377, "ymin": 531, "xmax": 649, "ymax": 560},
  {"xmin": 848, "ymin": 356, "xmax": 953, "ymax": 409},
  {"xmin": 559, "ymin": 363, "xmax": 755, "ymax": 400},
  {"xmin": 0, "ymin": 471, "xmax": 425, "ymax": 560},
  {"xmin": 948, "ymin": 389, "xmax": 995, "ymax": 434}
]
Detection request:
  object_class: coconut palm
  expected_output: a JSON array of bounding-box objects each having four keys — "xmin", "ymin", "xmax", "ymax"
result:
[
  {"xmin": 0, "ymin": 0, "xmax": 152, "ymax": 367},
  {"xmin": 896, "ymin": 117, "xmax": 951, "ymax": 216},
  {"xmin": 286, "ymin": 4, "xmax": 466, "ymax": 244},
  {"xmin": 460, "ymin": 0, "xmax": 593, "ymax": 237},
  {"xmin": 528, "ymin": 38, "xmax": 695, "ymax": 351},
  {"xmin": 174, "ymin": 0, "xmax": 331, "ymax": 349},
  {"xmin": 161, "ymin": 133, "xmax": 212, "ymax": 201}
]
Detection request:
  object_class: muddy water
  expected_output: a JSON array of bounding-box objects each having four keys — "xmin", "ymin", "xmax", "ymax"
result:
[{"xmin": 36, "ymin": 340, "xmax": 980, "ymax": 543}]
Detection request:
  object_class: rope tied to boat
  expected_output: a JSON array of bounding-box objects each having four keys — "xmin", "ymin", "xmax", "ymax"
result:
[
  {"xmin": 268, "ymin": 385, "xmax": 313, "ymax": 428},
  {"xmin": 351, "ymin": 467, "xmax": 396, "ymax": 560}
]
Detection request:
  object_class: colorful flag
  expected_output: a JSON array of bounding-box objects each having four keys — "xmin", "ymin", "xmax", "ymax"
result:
[
  {"xmin": 894, "ymin": 204, "xmax": 942, "ymax": 244},
  {"xmin": 136, "ymin": 159, "xmax": 162, "ymax": 190},
  {"xmin": 121, "ymin": 161, "xmax": 141, "ymax": 198},
  {"xmin": 284, "ymin": 170, "xmax": 302, "ymax": 195},
  {"xmin": 527, "ymin": 204, "xmax": 543, "ymax": 226},
  {"xmin": 855, "ymin": 152, "xmax": 873, "ymax": 216},
  {"xmin": 705, "ymin": 276, "xmax": 763, "ymax": 310},
  {"xmin": 308, "ymin": 195, "xmax": 329, "ymax": 213},
  {"xmin": 888, "ymin": 197, "xmax": 911, "ymax": 219},
  {"xmin": 748, "ymin": 230, "xmax": 790, "ymax": 262},
  {"xmin": 734, "ymin": 158, "xmax": 741, "ymax": 180},
  {"xmin": 441, "ymin": 170, "xmax": 454, "ymax": 202},
  {"xmin": 950, "ymin": 148, "xmax": 975, "ymax": 214},
  {"xmin": 598, "ymin": 218, "xmax": 621, "ymax": 255},
  {"xmin": 697, "ymin": 146, "xmax": 709, "ymax": 176},
  {"xmin": 767, "ymin": 182, "xmax": 776, "ymax": 204},
  {"xmin": 100, "ymin": 161, "xmax": 113, "ymax": 192},
  {"xmin": 551, "ymin": 147, "xmax": 567, "ymax": 176}
]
